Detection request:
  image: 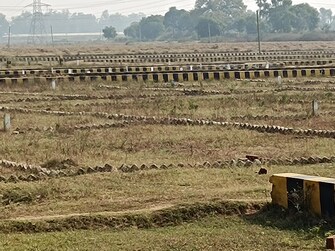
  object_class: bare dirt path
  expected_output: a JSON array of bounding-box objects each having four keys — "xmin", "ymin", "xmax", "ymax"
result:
[{"xmin": 3, "ymin": 199, "xmax": 267, "ymax": 223}]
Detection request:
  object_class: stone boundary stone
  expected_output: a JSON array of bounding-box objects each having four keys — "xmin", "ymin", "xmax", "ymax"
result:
[{"xmin": 1, "ymin": 155, "xmax": 335, "ymax": 184}]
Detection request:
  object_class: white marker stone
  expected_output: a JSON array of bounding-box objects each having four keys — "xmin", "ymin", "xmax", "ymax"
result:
[
  {"xmin": 3, "ymin": 114, "xmax": 10, "ymax": 132},
  {"xmin": 276, "ymin": 76, "xmax": 282, "ymax": 85},
  {"xmin": 312, "ymin": 100, "xmax": 319, "ymax": 116},
  {"xmin": 68, "ymin": 69, "xmax": 73, "ymax": 74},
  {"xmin": 51, "ymin": 79, "xmax": 56, "ymax": 90}
]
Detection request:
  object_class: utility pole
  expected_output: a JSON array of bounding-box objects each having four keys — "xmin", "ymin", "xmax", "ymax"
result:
[
  {"xmin": 50, "ymin": 25, "xmax": 54, "ymax": 45},
  {"xmin": 7, "ymin": 26, "xmax": 11, "ymax": 49},
  {"xmin": 208, "ymin": 22, "xmax": 212, "ymax": 43},
  {"xmin": 27, "ymin": 0, "xmax": 50, "ymax": 44},
  {"xmin": 139, "ymin": 25, "xmax": 142, "ymax": 42},
  {"xmin": 203, "ymin": 9, "xmax": 213, "ymax": 43},
  {"xmin": 256, "ymin": 10, "xmax": 261, "ymax": 54}
]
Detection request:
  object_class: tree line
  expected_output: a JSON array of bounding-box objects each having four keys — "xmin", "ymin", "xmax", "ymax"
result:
[
  {"xmin": 0, "ymin": 10, "xmax": 144, "ymax": 35},
  {"xmin": 0, "ymin": 0, "xmax": 334, "ymax": 41},
  {"xmin": 120, "ymin": 0, "xmax": 335, "ymax": 41}
]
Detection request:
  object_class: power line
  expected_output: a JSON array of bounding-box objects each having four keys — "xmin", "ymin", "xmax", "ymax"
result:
[
  {"xmin": 0, "ymin": 0, "xmax": 195, "ymax": 18},
  {"xmin": 38, "ymin": 0, "xmax": 194, "ymax": 18},
  {"xmin": 15, "ymin": 0, "xmax": 30, "ymax": 7},
  {"xmin": 38, "ymin": 2, "xmax": 194, "ymax": 20},
  {"xmin": 3, "ymin": 0, "xmax": 335, "ymax": 21},
  {"xmin": 52, "ymin": 0, "xmax": 191, "ymax": 9},
  {"xmin": 52, "ymin": 0, "xmax": 194, "ymax": 11},
  {"xmin": 27, "ymin": 0, "xmax": 50, "ymax": 44},
  {"xmin": 1, "ymin": 0, "xmax": 334, "ymax": 10}
]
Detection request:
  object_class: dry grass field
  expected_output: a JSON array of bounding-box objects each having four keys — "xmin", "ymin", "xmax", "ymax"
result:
[
  {"xmin": 1, "ymin": 41, "xmax": 335, "ymax": 57},
  {"xmin": 0, "ymin": 42, "xmax": 335, "ymax": 250}
]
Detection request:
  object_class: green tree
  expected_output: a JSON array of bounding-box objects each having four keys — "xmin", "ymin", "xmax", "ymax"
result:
[
  {"xmin": 331, "ymin": 20, "xmax": 335, "ymax": 31},
  {"xmin": 255, "ymin": 0, "xmax": 319, "ymax": 33},
  {"xmin": 195, "ymin": 0, "xmax": 246, "ymax": 17},
  {"xmin": 291, "ymin": 4, "xmax": 319, "ymax": 31},
  {"xmin": 245, "ymin": 12, "xmax": 259, "ymax": 34},
  {"xmin": 230, "ymin": 11, "xmax": 258, "ymax": 34},
  {"xmin": 268, "ymin": 3, "xmax": 294, "ymax": 32},
  {"xmin": 256, "ymin": 0, "xmax": 271, "ymax": 18},
  {"xmin": 44, "ymin": 10, "xmax": 71, "ymax": 33},
  {"xmin": 164, "ymin": 7, "xmax": 193, "ymax": 37},
  {"xmin": 196, "ymin": 17, "xmax": 221, "ymax": 38},
  {"xmin": 99, "ymin": 11, "xmax": 145, "ymax": 32},
  {"xmin": 103, "ymin": 26, "xmax": 117, "ymax": 40},
  {"xmin": 70, "ymin": 13, "xmax": 99, "ymax": 33},
  {"xmin": 319, "ymin": 8, "xmax": 333, "ymax": 25},
  {"xmin": 319, "ymin": 8, "xmax": 333, "ymax": 31},
  {"xmin": 99, "ymin": 10, "xmax": 110, "ymax": 28},
  {"xmin": 124, "ymin": 22, "xmax": 140, "ymax": 39},
  {"xmin": 10, "ymin": 12, "xmax": 31, "ymax": 34},
  {"xmin": 194, "ymin": 0, "xmax": 247, "ymax": 35},
  {"xmin": 139, "ymin": 15, "xmax": 164, "ymax": 40}
]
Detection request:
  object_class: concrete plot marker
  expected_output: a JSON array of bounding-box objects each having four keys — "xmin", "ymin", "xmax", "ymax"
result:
[
  {"xmin": 51, "ymin": 79, "xmax": 56, "ymax": 90},
  {"xmin": 312, "ymin": 100, "xmax": 319, "ymax": 116},
  {"xmin": 3, "ymin": 113, "xmax": 10, "ymax": 132}
]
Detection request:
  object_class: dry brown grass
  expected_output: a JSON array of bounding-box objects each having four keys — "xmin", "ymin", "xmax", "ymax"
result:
[
  {"xmin": 0, "ymin": 43, "xmax": 334, "ymax": 249},
  {"xmin": 0, "ymin": 164, "xmax": 334, "ymax": 221},
  {"xmin": 0, "ymin": 79, "xmax": 334, "ymax": 166},
  {"xmin": 0, "ymin": 124, "xmax": 334, "ymax": 166},
  {"xmin": 2, "ymin": 41, "xmax": 335, "ymax": 57}
]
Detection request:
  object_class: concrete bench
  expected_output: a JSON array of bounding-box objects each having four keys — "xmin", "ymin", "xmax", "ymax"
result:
[{"xmin": 270, "ymin": 173, "xmax": 335, "ymax": 217}]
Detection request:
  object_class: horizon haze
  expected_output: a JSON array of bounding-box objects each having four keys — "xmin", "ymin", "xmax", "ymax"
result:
[{"xmin": 0, "ymin": 0, "xmax": 334, "ymax": 19}]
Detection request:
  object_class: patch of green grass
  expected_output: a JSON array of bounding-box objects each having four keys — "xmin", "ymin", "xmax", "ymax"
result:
[
  {"xmin": 0, "ymin": 213, "xmax": 326, "ymax": 250},
  {"xmin": 0, "ymin": 165, "xmax": 334, "ymax": 221}
]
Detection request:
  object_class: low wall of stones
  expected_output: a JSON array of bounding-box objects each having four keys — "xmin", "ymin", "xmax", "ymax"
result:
[
  {"xmin": 12, "ymin": 121, "xmax": 127, "ymax": 134},
  {"xmin": 275, "ymin": 86, "xmax": 335, "ymax": 92},
  {"xmin": 1, "ymin": 85, "xmax": 334, "ymax": 107},
  {"xmin": 231, "ymin": 111, "xmax": 335, "ymax": 121},
  {"xmin": 1, "ymin": 155, "xmax": 335, "ymax": 184},
  {"xmin": 10, "ymin": 113, "xmax": 334, "ymax": 135},
  {"xmin": 1, "ymin": 107, "xmax": 334, "ymax": 139},
  {"xmin": 0, "ymin": 92, "xmax": 184, "ymax": 105}
]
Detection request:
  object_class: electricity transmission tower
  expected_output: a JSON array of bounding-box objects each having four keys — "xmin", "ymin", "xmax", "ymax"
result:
[{"xmin": 26, "ymin": 0, "xmax": 50, "ymax": 44}]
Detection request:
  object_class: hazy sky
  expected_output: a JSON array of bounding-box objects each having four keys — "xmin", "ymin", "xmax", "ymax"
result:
[{"xmin": 0, "ymin": 0, "xmax": 334, "ymax": 19}]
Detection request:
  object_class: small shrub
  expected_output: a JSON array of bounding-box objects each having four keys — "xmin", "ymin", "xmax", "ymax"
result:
[
  {"xmin": 278, "ymin": 94, "xmax": 290, "ymax": 104},
  {"xmin": 325, "ymin": 92, "xmax": 333, "ymax": 98},
  {"xmin": 287, "ymin": 185, "xmax": 313, "ymax": 214},
  {"xmin": 188, "ymin": 100, "xmax": 199, "ymax": 111},
  {"xmin": 2, "ymin": 188, "xmax": 33, "ymax": 205}
]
